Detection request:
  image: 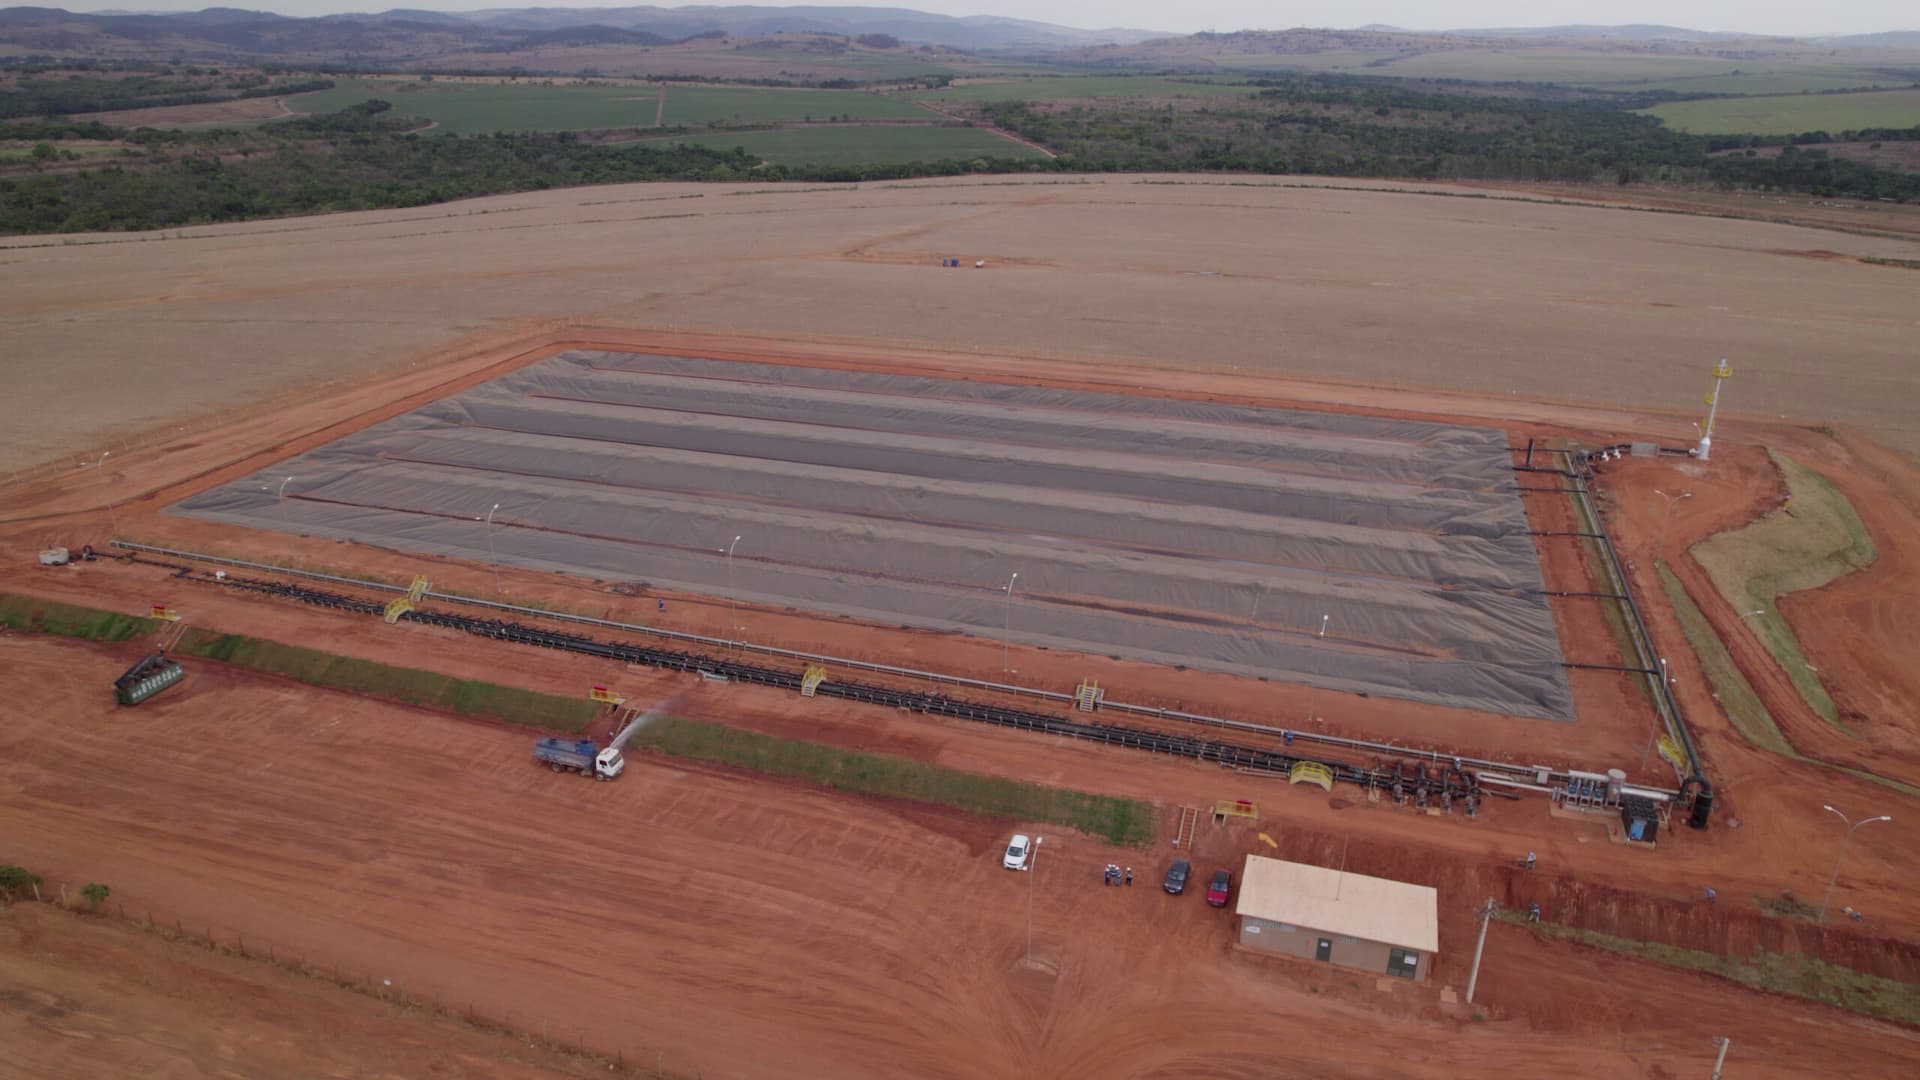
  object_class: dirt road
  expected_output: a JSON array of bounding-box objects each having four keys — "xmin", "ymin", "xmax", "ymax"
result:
[{"xmin": 4, "ymin": 634, "xmax": 1916, "ymax": 1078}]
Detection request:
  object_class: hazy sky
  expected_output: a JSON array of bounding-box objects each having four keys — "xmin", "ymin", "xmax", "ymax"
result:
[{"xmin": 53, "ymin": 3, "xmax": 1916, "ymax": 37}]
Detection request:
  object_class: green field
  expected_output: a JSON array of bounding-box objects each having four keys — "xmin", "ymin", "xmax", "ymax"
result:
[
  {"xmin": 1641, "ymin": 87, "xmax": 1920, "ymax": 133},
  {"xmin": 651, "ymin": 124, "xmax": 1044, "ymax": 165},
  {"xmin": 1371, "ymin": 50, "xmax": 1743, "ymax": 84},
  {"xmin": 1626, "ymin": 69, "xmax": 1905, "ymax": 96},
  {"xmin": 914, "ymin": 75, "xmax": 1262, "ymax": 103},
  {"xmin": 284, "ymin": 78, "xmax": 932, "ymax": 134}
]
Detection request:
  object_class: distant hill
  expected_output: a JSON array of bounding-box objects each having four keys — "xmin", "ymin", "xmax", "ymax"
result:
[
  {"xmin": 0, "ymin": 6, "xmax": 1160, "ymax": 59},
  {"xmin": 1446, "ymin": 24, "xmax": 1767, "ymax": 43},
  {"xmin": 1809, "ymin": 30, "xmax": 1920, "ymax": 49}
]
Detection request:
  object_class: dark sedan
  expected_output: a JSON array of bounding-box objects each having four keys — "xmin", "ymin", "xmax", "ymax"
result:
[{"xmin": 1163, "ymin": 857, "xmax": 1192, "ymax": 894}]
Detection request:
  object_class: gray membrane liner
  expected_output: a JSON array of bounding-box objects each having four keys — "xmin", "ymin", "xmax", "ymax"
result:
[{"xmin": 172, "ymin": 350, "xmax": 1574, "ymax": 720}]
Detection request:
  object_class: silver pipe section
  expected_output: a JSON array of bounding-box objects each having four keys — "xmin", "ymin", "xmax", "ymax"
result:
[{"xmin": 111, "ymin": 539, "xmax": 1681, "ymax": 797}]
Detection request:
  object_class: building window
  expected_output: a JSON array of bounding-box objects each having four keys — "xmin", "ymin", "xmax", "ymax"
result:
[
  {"xmin": 1387, "ymin": 948, "xmax": 1420, "ymax": 979},
  {"xmin": 1274, "ymin": 923, "xmax": 1296, "ymax": 932}
]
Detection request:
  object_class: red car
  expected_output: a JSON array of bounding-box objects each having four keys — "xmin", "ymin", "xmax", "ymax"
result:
[{"xmin": 1206, "ymin": 868, "xmax": 1233, "ymax": 907}]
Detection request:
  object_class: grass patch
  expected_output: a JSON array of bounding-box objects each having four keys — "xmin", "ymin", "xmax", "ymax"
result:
[
  {"xmin": 627, "ymin": 715, "xmax": 1155, "ymax": 845},
  {"xmin": 1641, "ymin": 87, "xmax": 1920, "ymax": 134},
  {"xmin": 1626, "ymin": 70, "xmax": 1901, "ymax": 96},
  {"xmin": 1658, "ymin": 563, "xmax": 1792, "ymax": 756},
  {"xmin": 0, "ymin": 593, "xmax": 158, "ymax": 642},
  {"xmin": 283, "ymin": 78, "xmax": 929, "ymax": 134},
  {"xmin": 1500, "ymin": 911, "xmax": 1920, "ymax": 1026},
  {"xmin": 650, "ymin": 124, "xmax": 1043, "ymax": 165},
  {"xmin": 1658, "ymin": 564, "xmax": 1920, "ymax": 797},
  {"xmin": 1691, "ymin": 451, "xmax": 1873, "ymax": 730},
  {"xmin": 172, "ymin": 628, "xmax": 597, "ymax": 732},
  {"xmin": 914, "ymin": 76, "xmax": 1263, "ymax": 103}
]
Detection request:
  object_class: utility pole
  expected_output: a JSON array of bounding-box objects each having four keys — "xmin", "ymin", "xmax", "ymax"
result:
[
  {"xmin": 1654, "ymin": 488, "xmax": 1692, "ymax": 555},
  {"xmin": 1002, "ymin": 572, "xmax": 1019, "ymax": 674},
  {"xmin": 726, "ymin": 534, "xmax": 742, "ymax": 653},
  {"xmin": 1465, "ymin": 897, "xmax": 1496, "ymax": 1005},
  {"xmin": 484, "ymin": 502, "xmax": 501, "ymax": 594},
  {"xmin": 1026, "ymin": 836, "xmax": 1043, "ymax": 963},
  {"xmin": 276, "ymin": 475, "xmax": 296, "ymax": 568},
  {"xmin": 1818, "ymin": 804, "xmax": 1892, "ymax": 923},
  {"xmin": 97, "ymin": 451, "xmax": 119, "ymax": 536},
  {"xmin": 1711, "ymin": 1035, "xmax": 1731, "ymax": 1079},
  {"xmin": 1303, "ymin": 612, "xmax": 1330, "ymax": 724}
]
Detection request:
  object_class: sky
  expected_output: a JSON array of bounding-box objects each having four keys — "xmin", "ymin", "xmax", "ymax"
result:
[{"xmin": 49, "ymin": 2, "xmax": 1917, "ymax": 38}]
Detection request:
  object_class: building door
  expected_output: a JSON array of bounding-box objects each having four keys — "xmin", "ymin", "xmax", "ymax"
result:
[
  {"xmin": 1315, "ymin": 938, "xmax": 1332, "ymax": 962},
  {"xmin": 1388, "ymin": 948, "xmax": 1420, "ymax": 979}
]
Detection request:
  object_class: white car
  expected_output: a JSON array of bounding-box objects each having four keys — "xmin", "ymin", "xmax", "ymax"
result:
[{"xmin": 1003, "ymin": 833, "xmax": 1032, "ymax": 871}]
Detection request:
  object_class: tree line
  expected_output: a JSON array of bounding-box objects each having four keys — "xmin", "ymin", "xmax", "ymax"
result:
[{"xmin": 974, "ymin": 75, "xmax": 1920, "ymax": 202}]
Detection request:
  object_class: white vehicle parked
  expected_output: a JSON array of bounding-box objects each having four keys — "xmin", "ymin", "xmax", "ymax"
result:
[{"xmin": 1003, "ymin": 833, "xmax": 1032, "ymax": 871}]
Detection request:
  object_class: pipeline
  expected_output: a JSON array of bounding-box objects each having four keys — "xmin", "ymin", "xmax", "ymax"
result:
[
  {"xmin": 1565, "ymin": 449, "xmax": 1711, "ymax": 827},
  {"xmin": 112, "ymin": 539, "xmax": 1620, "ymax": 787},
  {"xmin": 155, "ymin": 569, "xmax": 1491, "ymax": 810}
]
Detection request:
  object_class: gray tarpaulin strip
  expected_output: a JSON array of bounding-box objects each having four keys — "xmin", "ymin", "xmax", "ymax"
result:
[{"xmin": 171, "ymin": 350, "xmax": 1574, "ymax": 720}]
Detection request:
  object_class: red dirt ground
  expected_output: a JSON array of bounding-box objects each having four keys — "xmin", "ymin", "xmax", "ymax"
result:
[
  {"xmin": 4, "ymin": 331, "xmax": 1919, "ymax": 1075},
  {"xmin": 0, "ymin": 901, "xmax": 618, "ymax": 1078},
  {"xmin": 5, "ymin": 634, "xmax": 1918, "ymax": 1078}
]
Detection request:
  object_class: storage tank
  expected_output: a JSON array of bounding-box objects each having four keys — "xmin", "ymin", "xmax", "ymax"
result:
[{"xmin": 1606, "ymin": 769, "xmax": 1626, "ymax": 803}]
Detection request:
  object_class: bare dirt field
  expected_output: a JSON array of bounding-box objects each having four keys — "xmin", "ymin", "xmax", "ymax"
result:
[
  {"xmin": 0, "ymin": 901, "xmax": 617, "ymax": 1079},
  {"xmin": 4, "ymin": 174, "xmax": 1920, "ymax": 477},
  {"xmin": 4, "ymin": 175, "xmax": 1919, "ymax": 1076},
  {"xmin": 73, "ymin": 94, "xmax": 291, "ymax": 129},
  {"xmin": 5, "ymin": 634, "xmax": 1918, "ymax": 1079}
]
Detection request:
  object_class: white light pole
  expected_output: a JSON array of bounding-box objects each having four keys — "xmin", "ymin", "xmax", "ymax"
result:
[
  {"xmin": 484, "ymin": 502, "xmax": 502, "ymax": 594},
  {"xmin": 1465, "ymin": 897, "xmax": 1496, "ymax": 1004},
  {"xmin": 1711, "ymin": 1036, "xmax": 1731, "ymax": 1080},
  {"xmin": 276, "ymin": 475, "xmax": 296, "ymax": 568},
  {"xmin": 97, "ymin": 451, "xmax": 118, "ymax": 535},
  {"xmin": 726, "ymin": 534, "xmax": 742, "ymax": 652},
  {"xmin": 1026, "ymin": 835, "xmax": 1043, "ymax": 962},
  {"xmin": 1002, "ymin": 572, "xmax": 1019, "ymax": 674},
  {"xmin": 1303, "ymin": 613, "xmax": 1330, "ymax": 724},
  {"xmin": 1818, "ymin": 804, "xmax": 1891, "ymax": 923},
  {"xmin": 1642, "ymin": 656, "xmax": 1671, "ymax": 768},
  {"xmin": 1654, "ymin": 488, "xmax": 1692, "ymax": 555}
]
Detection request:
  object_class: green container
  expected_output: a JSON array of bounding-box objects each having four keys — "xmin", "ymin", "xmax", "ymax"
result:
[{"xmin": 115, "ymin": 662, "xmax": 183, "ymax": 706}]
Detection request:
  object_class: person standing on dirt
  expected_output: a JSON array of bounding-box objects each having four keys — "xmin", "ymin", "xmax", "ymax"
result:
[
  {"xmin": 1704, "ymin": 887, "xmax": 1717, "ymax": 906},
  {"xmin": 1525, "ymin": 850, "xmax": 1536, "ymax": 871},
  {"xmin": 1528, "ymin": 903, "xmax": 1541, "ymax": 923},
  {"xmin": 1125, "ymin": 867, "xmax": 1133, "ymax": 886}
]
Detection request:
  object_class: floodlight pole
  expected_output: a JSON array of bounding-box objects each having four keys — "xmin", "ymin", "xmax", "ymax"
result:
[
  {"xmin": 1818, "ymin": 805, "xmax": 1891, "ymax": 923},
  {"xmin": 1711, "ymin": 1036, "xmax": 1731, "ymax": 1079},
  {"xmin": 485, "ymin": 502, "xmax": 501, "ymax": 594},
  {"xmin": 1002, "ymin": 572, "xmax": 1019, "ymax": 674},
  {"xmin": 97, "ymin": 451, "xmax": 119, "ymax": 535},
  {"xmin": 726, "ymin": 534, "xmax": 742, "ymax": 653},
  {"xmin": 1465, "ymin": 897, "xmax": 1496, "ymax": 1004},
  {"xmin": 1303, "ymin": 613, "xmax": 1330, "ymax": 724},
  {"xmin": 1026, "ymin": 836, "xmax": 1043, "ymax": 962},
  {"xmin": 1654, "ymin": 488, "xmax": 1692, "ymax": 555},
  {"xmin": 276, "ymin": 475, "xmax": 296, "ymax": 569}
]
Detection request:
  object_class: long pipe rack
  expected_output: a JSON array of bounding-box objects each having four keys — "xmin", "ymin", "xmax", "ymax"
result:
[
  {"xmin": 1556, "ymin": 449, "xmax": 1711, "ymax": 824},
  {"xmin": 109, "ymin": 540, "xmax": 1683, "ymax": 803},
  {"xmin": 170, "ymin": 566, "xmax": 1503, "ymax": 809}
]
